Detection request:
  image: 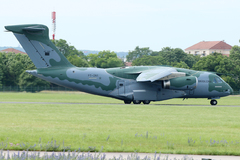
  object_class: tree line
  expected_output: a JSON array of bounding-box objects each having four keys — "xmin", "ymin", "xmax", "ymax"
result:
[{"xmin": 0, "ymin": 39, "xmax": 240, "ymax": 91}]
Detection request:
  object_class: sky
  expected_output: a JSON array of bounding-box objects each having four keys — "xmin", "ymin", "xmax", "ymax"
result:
[{"xmin": 1, "ymin": 0, "xmax": 240, "ymax": 52}]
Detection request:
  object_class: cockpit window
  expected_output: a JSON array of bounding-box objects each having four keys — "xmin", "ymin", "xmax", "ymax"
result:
[
  {"xmin": 213, "ymin": 78, "xmax": 217, "ymax": 83},
  {"xmin": 213, "ymin": 77, "xmax": 223, "ymax": 83},
  {"xmin": 216, "ymin": 77, "xmax": 223, "ymax": 83}
]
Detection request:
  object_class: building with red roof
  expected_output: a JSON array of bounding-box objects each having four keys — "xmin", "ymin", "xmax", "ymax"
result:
[
  {"xmin": 125, "ymin": 62, "xmax": 132, "ymax": 67},
  {"xmin": 0, "ymin": 48, "xmax": 26, "ymax": 54},
  {"xmin": 185, "ymin": 41, "xmax": 232, "ymax": 57}
]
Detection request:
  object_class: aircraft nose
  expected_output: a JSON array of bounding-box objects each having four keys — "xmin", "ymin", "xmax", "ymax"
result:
[
  {"xmin": 229, "ymin": 86, "xmax": 234, "ymax": 95},
  {"xmin": 225, "ymin": 83, "xmax": 233, "ymax": 95}
]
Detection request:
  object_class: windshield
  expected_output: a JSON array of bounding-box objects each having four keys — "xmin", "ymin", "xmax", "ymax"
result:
[{"xmin": 213, "ymin": 77, "xmax": 223, "ymax": 83}]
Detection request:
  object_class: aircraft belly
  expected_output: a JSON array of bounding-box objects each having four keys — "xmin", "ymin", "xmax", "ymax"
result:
[
  {"xmin": 110, "ymin": 81, "xmax": 186, "ymax": 101},
  {"xmin": 157, "ymin": 89, "xmax": 186, "ymax": 100},
  {"xmin": 133, "ymin": 90, "xmax": 157, "ymax": 100}
]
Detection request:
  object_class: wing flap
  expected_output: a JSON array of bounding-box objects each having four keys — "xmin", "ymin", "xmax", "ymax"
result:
[
  {"xmin": 159, "ymin": 72, "xmax": 186, "ymax": 80},
  {"xmin": 136, "ymin": 67, "xmax": 178, "ymax": 82}
]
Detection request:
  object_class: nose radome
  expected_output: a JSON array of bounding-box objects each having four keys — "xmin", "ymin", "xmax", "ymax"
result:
[
  {"xmin": 225, "ymin": 83, "xmax": 233, "ymax": 95},
  {"xmin": 229, "ymin": 86, "xmax": 233, "ymax": 95}
]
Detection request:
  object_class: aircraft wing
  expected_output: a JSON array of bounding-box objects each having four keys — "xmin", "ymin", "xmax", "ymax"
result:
[{"xmin": 136, "ymin": 67, "xmax": 185, "ymax": 82}]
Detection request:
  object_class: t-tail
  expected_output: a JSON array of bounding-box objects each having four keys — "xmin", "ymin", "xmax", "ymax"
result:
[{"xmin": 5, "ymin": 24, "xmax": 73, "ymax": 69}]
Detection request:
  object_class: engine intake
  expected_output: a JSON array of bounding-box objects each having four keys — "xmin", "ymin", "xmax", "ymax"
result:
[{"xmin": 163, "ymin": 76, "xmax": 198, "ymax": 90}]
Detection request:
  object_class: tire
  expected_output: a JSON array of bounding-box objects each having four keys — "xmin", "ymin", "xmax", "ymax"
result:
[
  {"xmin": 133, "ymin": 100, "xmax": 141, "ymax": 104},
  {"xmin": 210, "ymin": 100, "xmax": 217, "ymax": 105},
  {"xmin": 124, "ymin": 100, "xmax": 131, "ymax": 104},
  {"xmin": 143, "ymin": 100, "xmax": 151, "ymax": 104}
]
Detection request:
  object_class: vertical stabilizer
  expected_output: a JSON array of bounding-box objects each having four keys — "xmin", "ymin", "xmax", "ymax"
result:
[{"xmin": 5, "ymin": 24, "xmax": 73, "ymax": 69}]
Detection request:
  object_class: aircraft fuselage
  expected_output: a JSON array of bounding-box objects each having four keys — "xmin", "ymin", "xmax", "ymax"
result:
[{"xmin": 28, "ymin": 66, "xmax": 232, "ymax": 104}]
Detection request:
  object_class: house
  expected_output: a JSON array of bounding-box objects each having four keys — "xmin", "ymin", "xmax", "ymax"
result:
[
  {"xmin": 125, "ymin": 62, "xmax": 132, "ymax": 67},
  {"xmin": 185, "ymin": 41, "xmax": 232, "ymax": 57},
  {"xmin": 0, "ymin": 48, "xmax": 26, "ymax": 54}
]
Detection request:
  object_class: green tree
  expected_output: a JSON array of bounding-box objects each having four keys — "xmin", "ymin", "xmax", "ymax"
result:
[
  {"xmin": 230, "ymin": 45, "xmax": 240, "ymax": 62},
  {"xmin": 127, "ymin": 46, "xmax": 153, "ymax": 62},
  {"xmin": 18, "ymin": 71, "xmax": 50, "ymax": 91},
  {"xmin": 130, "ymin": 47, "xmax": 198, "ymax": 68},
  {"xmin": 159, "ymin": 47, "xmax": 197, "ymax": 68},
  {"xmin": 87, "ymin": 50, "xmax": 123, "ymax": 68},
  {"xmin": 132, "ymin": 55, "xmax": 164, "ymax": 66},
  {"xmin": 67, "ymin": 55, "xmax": 89, "ymax": 67},
  {"xmin": 1, "ymin": 53, "xmax": 29, "ymax": 86},
  {"xmin": 52, "ymin": 39, "xmax": 87, "ymax": 59},
  {"xmin": 172, "ymin": 61, "xmax": 190, "ymax": 69},
  {"xmin": 159, "ymin": 47, "xmax": 177, "ymax": 64},
  {"xmin": 0, "ymin": 53, "xmax": 4, "ymax": 87},
  {"xmin": 87, "ymin": 53, "xmax": 98, "ymax": 67},
  {"xmin": 0, "ymin": 52, "xmax": 50, "ymax": 90},
  {"xmin": 192, "ymin": 52, "xmax": 231, "ymax": 72}
]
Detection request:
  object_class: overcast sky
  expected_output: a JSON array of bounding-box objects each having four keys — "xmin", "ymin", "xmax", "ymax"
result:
[{"xmin": 1, "ymin": 0, "xmax": 240, "ymax": 52}]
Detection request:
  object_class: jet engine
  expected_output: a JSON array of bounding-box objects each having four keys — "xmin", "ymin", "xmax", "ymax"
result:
[{"xmin": 163, "ymin": 76, "xmax": 198, "ymax": 90}]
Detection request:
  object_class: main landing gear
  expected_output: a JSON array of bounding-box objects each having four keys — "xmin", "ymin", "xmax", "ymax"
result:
[
  {"xmin": 124, "ymin": 100, "xmax": 151, "ymax": 105},
  {"xmin": 123, "ymin": 100, "xmax": 131, "ymax": 104},
  {"xmin": 210, "ymin": 99, "xmax": 217, "ymax": 105}
]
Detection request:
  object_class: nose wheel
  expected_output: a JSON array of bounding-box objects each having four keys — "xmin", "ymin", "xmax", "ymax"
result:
[{"xmin": 210, "ymin": 100, "xmax": 217, "ymax": 105}]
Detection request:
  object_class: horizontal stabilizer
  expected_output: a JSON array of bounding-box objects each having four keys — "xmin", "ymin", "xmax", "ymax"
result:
[{"xmin": 23, "ymin": 26, "xmax": 45, "ymax": 32}]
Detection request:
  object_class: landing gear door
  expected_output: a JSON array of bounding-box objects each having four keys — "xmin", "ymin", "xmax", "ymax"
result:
[
  {"xmin": 118, "ymin": 80, "xmax": 125, "ymax": 95},
  {"xmin": 189, "ymin": 89, "xmax": 194, "ymax": 95}
]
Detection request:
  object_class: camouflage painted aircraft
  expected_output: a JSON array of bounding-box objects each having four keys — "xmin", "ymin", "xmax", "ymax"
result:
[{"xmin": 5, "ymin": 24, "xmax": 233, "ymax": 105}]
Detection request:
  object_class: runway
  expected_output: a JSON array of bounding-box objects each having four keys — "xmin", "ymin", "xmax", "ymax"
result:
[
  {"xmin": 0, "ymin": 101, "xmax": 240, "ymax": 107},
  {"xmin": 1, "ymin": 150, "xmax": 240, "ymax": 160}
]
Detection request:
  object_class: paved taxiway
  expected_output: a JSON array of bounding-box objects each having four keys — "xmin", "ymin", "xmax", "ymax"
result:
[
  {"xmin": 1, "ymin": 151, "xmax": 240, "ymax": 160},
  {"xmin": 0, "ymin": 101, "xmax": 240, "ymax": 107}
]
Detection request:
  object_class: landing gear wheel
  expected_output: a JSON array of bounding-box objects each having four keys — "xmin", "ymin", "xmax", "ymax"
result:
[
  {"xmin": 133, "ymin": 100, "xmax": 141, "ymax": 104},
  {"xmin": 124, "ymin": 100, "xmax": 132, "ymax": 104},
  {"xmin": 143, "ymin": 100, "xmax": 151, "ymax": 104},
  {"xmin": 210, "ymin": 100, "xmax": 217, "ymax": 105}
]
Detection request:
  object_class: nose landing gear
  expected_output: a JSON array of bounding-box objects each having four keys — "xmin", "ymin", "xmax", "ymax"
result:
[{"xmin": 210, "ymin": 99, "xmax": 217, "ymax": 105}]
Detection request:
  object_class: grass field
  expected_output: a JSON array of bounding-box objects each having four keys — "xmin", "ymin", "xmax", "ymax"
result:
[{"xmin": 0, "ymin": 92, "xmax": 240, "ymax": 155}]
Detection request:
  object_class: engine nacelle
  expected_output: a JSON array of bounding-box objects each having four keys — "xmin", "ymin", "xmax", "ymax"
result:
[{"xmin": 163, "ymin": 76, "xmax": 198, "ymax": 90}]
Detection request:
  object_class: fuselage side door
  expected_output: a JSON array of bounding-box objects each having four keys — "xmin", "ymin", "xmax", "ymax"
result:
[{"xmin": 118, "ymin": 80, "xmax": 125, "ymax": 95}]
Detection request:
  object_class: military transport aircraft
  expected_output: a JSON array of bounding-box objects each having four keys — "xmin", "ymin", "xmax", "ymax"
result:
[{"xmin": 5, "ymin": 24, "xmax": 233, "ymax": 105}]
